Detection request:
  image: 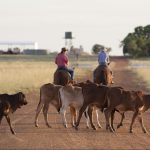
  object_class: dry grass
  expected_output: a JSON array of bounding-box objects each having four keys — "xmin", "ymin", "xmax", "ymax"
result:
[
  {"xmin": 129, "ymin": 59, "xmax": 150, "ymax": 90},
  {"xmin": 0, "ymin": 54, "xmax": 117, "ymax": 94},
  {"xmin": 0, "ymin": 61, "xmax": 55, "ymax": 93},
  {"xmin": 0, "ymin": 55, "xmax": 98, "ymax": 93}
]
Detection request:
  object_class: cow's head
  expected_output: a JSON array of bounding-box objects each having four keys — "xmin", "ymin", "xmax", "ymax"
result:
[{"xmin": 18, "ymin": 92, "xmax": 28, "ymax": 107}]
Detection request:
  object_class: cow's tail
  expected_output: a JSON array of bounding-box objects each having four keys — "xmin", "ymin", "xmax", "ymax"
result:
[
  {"xmin": 35, "ymin": 88, "xmax": 44, "ymax": 127},
  {"xmin": 36, "ymin": 89, "xmax": 44, "ymax": 113},
  {"xmin": 57, "ymin": 89, "xmax": 62, "ymax": 113}
]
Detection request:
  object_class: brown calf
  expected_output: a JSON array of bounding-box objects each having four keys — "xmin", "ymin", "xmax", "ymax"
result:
[
  {"xmin": 75, "ymin": 81, "xmax": 109, "ymax": 130},
  {"xmin": 104, "ymin": 87, "xmax": 146, "ymax": 133},
  {"xmin": 35, "ymin": 83, "xmax": 62, "ymax": 128},
  {"xmin": 115, "ymin": 94, "xmax": 150, "ymax": 130}
]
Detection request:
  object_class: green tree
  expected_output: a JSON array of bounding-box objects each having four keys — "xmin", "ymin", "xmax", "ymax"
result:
[
  {"xmin": 91, "ymin": 44, "xmax": 104, "ymax": 54},
  {"xmin": 121, "ymin": 25, "xmax": 150, "ymax": 57}
]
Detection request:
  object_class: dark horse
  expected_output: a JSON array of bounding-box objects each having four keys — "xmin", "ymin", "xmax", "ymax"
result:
[
  {"xmin": 93, "ymin": 65, "xmax": 113, "ymax": 85},
  {"xmin": 53, "ymin": 69, "xmax": 72, "ymax": 86}
]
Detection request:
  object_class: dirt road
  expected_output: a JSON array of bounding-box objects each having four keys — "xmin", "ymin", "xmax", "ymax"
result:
[{"xmin": 0, "ymin": 57, "xmax": 150, "ymax": 149}]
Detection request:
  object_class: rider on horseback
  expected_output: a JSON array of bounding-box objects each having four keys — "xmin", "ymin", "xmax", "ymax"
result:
[
  {"xmin": 98, "ymin": 47, "xmax": 110, "ymax": 66},
  {"xmin": 94, "ymin": 47, "xmax": 114, "ymax": 84},
  {"xmin": 55, "ymin": 47, "xmax": 74, "ymax": 80}
]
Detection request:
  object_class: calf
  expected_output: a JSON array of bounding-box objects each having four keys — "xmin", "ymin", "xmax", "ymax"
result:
[
  {"xmin": 35, "ymin": 83, "xmax": 78, "ymax": 128},
  {"xmin": 104, "ymin": 87, "xmax": 146, "ymax": 133},
  {"xmin": 75, "ymin": 82, "xmax": 109, "ymax": 130},
  {"xmin": 116, "ymin": 94, "xmax": 150, "ymax": 130},
  {"xmin": 35, "ymin": 83, "xmax": 62, "ymax": 128},
  {"xmin": 74, "ymin": 81, "xmax": 103, "ymax": 129},
  {"xmin": 59, "ymin": 81, "xmax": 103, "ymax": 129},
  {"xmin": 0, "ymin": 92, "xmax": 27, "ymax": 134}
]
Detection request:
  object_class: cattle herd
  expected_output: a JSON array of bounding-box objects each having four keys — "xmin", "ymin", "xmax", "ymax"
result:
[
  {"xmin": 0, "ymin": 80, "xmax": 150, "ymax": 135},
  {"xmin": 35, "ymin": 80, "xmax": 150, "ymax": 134}
]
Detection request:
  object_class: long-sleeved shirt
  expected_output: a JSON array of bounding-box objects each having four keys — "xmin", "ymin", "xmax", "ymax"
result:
[
  {"xmin": 98, "ymin": 51, "xmax": 109, "ymax": 65},
  {"xmin": 55, "ymin": 53, "xmax": 68, "ymax": 67}
]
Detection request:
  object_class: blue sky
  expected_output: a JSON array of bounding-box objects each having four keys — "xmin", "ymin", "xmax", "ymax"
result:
[{"xmin": 0, "ymin": 0, "xmax": 150, "ymax": 55}]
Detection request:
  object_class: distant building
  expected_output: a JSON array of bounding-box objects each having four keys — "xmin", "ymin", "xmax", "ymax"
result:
[
  {"xmin": 23, "ymin": 49, "xmax": 47, "ymax": 55},
  {"xmin": 0, "ymin": 41, "xmax": 38, "ymax": 51}
]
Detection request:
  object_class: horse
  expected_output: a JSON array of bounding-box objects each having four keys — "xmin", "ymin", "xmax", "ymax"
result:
[
  {"xmin": 53, "ymin": 69, "xmax": 72, "ymax": 86},
  {"xmin": 93, "ymin": 65, "xmax": 113, "ymax": 85}
]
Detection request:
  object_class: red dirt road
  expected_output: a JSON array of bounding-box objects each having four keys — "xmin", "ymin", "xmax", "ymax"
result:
[{"xmin": 0, "ymin": 57, "xmax": 150, "ymax": 150}]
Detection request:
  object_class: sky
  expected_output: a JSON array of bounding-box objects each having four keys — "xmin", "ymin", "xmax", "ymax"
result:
[{"xmin": 0, "ymin": 0, "xmax": 150, "ymax": 55}]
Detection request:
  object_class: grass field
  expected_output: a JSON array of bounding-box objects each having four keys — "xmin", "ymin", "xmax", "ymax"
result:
[
  {"xmin": 2, "ymin": 54, "xmax": 149, "ymax": 94},
  {"xmin": 129, "ymin": 58, "xmax": 150, "ymax": 91},
  {"xmin": 0, "ymin": 54, "xmax": 98, "ymax": 93}
]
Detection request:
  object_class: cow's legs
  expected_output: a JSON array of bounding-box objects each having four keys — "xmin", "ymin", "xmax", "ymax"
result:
[
  {"xmin": 75, "ymin": 104, "xmax": 88, "ymax": 130},
  {"xmin": 43, "ymin": 104, "xmax": 51, "ymax": 128},
  {"xmin": 95, "ymin": 109, "xmax": 102, "ymax": 128},
  {"xmin": 0, "ymin": 114, "xmax": 4, "ymax": 124},
  {"xmin": 117, "ymin": 112, "xmax": 125, "ymax": 129},
  {"xmin": 35, "ymin": 99, "xmax": 44, "ymax": 127},
  {"xmin": 87, "ymin": 106, "xmax": 97, "ymax": 130},
  {"xmin": 110, "ymin": 109, "xmax": 116, "ymax": 131},
  {"xmin": 85, "ymin": 108, "xmax": 90, "ymax": 128},
  {"xmin": 70, "ymin": 106, "xmax": 76, "ymax": 127},
  {"xmin": 104, "ymin": 108, "xmax": 115, "ymax": 132},
  {"xmin": 5, "ymin": 115, "xmax": 15, "ymax": 135},
  {"xmin": 129, "ymin": 111, "xmax": 138, "ymax": 133},
  {"xmin": 60, "ymin": 106, "xmax": 68, "ymax": 128},
  {"xmin": 138, "ymin": 113, "xmax": 147, "ymax": 133}
]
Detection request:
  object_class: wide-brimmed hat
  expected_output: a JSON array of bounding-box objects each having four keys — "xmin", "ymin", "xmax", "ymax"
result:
[{"xmin": 61, "ymin": 47, "xmax": 68, "ymax": 52}]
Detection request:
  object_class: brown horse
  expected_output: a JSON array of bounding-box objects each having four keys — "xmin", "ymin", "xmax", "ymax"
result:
[
  {"xmin": 53, "ymin": 69, "xmax": 72, "ymax": 86},
  {"xmin": 93, "ymin": 65, "xmax": 113, "ymax": 85}
]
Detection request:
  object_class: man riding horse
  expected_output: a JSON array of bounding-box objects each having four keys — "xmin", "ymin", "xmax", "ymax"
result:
[
  {"xmin": 54, "ymin": 47, "xmax": 74, "ymax": 85},
  {"xmin": 93, "ymin": 47, "xmax": 114, "ymax": 85}
]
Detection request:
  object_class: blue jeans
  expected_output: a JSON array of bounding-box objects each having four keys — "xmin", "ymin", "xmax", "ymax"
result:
[{"xmin": 58, "ymin": 66, "xmax": 74, "ymax": 80}]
